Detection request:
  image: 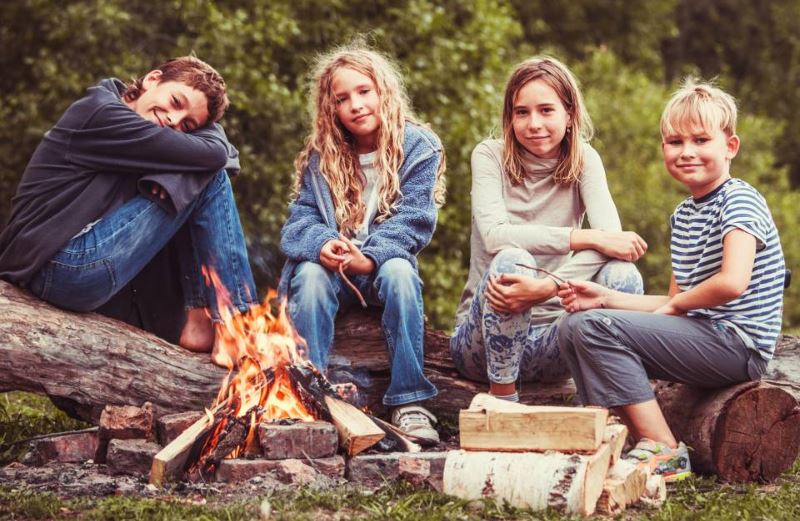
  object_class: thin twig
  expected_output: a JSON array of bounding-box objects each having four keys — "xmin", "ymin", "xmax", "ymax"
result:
[
  {"xmin": 338, "ymin": 263, "xmax": 368, "ymax": 308},
  {"xmin": 0, "ymin": 427, "xmax": 99, "ymax": 450},
  {"xmin": 515, "ymin": 263, "xmax": 569, "ymax": 285}
]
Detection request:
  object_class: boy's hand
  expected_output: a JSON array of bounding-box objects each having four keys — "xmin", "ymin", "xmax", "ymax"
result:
[
  {"xmin": 339, "ymin": 235, "xmax": 375, "ymax": 275},
  {"xmin": 485, "ymin": 273, "xmax": 555, "ymax": 314},
  {"xmin": 558, "ymin": 280, "xmax": 609, "ymax": 312},
  {"xmin": 319, "ymin": 239, "xmax": 350, "ymax": 271},
  {"xmin": 596, "ymin": 230, "xmax": 648, "ymax": 262}
]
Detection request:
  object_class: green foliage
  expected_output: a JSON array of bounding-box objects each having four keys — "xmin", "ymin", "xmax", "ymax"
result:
[
  {"xmin": 0, "ymin": 392, "xmax": 88, "ymax": 464},
  {"xmin": 1, "ymin": 0, "xmax": 798, "ymax": 331}
]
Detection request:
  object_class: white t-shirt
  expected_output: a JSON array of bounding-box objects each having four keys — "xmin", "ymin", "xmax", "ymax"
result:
[{"xmin": 353, "ymin": 151, "xmax": 382, "ymax": 246}]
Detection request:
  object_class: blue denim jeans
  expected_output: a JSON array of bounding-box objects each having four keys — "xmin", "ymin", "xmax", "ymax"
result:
[
  {"xmin": 288, "ymin": 258, "xmax": 438, "ymax": 407},
  {"xmin": 450, "ymin": 247, "xmax": 644, "ymax": 385},
  {"xmin": 29, "ymin": 170, "xmax": 256, "ymax": 320}
]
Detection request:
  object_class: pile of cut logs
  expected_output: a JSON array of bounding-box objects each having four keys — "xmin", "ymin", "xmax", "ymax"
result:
[{"xmin": 443, "ymin": 394, "xmax": 666, "ymax": 517}]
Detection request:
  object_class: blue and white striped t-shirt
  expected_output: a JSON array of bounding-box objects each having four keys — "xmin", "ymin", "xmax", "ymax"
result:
[{"xmin": 670, "ymin": 178, "xmax": 785, "ymax": 359}]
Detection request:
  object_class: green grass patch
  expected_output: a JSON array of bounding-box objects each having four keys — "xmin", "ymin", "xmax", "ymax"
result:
[{"xmin": 0, "ymin": 392, "xmax": 88, "ymax": 464}]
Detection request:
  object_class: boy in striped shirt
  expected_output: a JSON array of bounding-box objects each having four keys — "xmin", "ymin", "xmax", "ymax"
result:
[{"xmin": 555, "ymin": 79, "xmax": 785, "ymax": 481}]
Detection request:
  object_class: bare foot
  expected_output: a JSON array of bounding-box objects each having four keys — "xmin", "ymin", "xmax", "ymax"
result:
[
  {"xmin": 179, "ymin": 308, "xmax": 214, "ymax": 352},
  {"xmin": 211, "ymin": 335, "xmax": 235, "ymax": 369}
]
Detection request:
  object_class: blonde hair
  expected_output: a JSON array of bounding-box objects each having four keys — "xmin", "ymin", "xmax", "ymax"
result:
[
  {"xmin": 294, "ymin": 41, "xmax": 446, "ymax": 237},
  {"xmin": 502, "ymin": 56, "xmax": 593, "ymax": 185},
  {"xmin": 660, "ymin": 78, "xmax": 738, "ymax": 138}
]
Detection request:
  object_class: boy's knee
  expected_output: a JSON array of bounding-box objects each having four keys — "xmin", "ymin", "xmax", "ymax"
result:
[
  {"xmin": 490, "ymin": 248, "xmax": 534, "ymax": 275},
  {"xmin": 596, "ymin": 260, "xmax": 644, "ymax": 294}
]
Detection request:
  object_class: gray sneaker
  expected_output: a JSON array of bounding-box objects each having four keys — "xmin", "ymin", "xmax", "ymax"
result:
[{"xmin": 391, "ymin": 405, "xmax": 439, "ymax": 445}]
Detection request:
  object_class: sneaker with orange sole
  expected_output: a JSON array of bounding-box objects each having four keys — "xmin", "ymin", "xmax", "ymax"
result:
[{"xmin": 624, "ymin": 438, "xmax": 692, "ymax": 482}]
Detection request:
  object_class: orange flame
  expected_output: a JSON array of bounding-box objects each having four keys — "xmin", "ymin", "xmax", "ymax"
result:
[{"xmin": 195, "ymin": 267, "xmax": 318, "ymax": 469}]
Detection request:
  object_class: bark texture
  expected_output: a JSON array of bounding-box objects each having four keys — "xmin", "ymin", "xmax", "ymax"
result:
[
  {"xmin": 2, "ymin": 279, "xmax": 799, "ymax": 482},
  {"xmin": 655, "ymin": 380, "xmax": 800, "ymax": 482}
]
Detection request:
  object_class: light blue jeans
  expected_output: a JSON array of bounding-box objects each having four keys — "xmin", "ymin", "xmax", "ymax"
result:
[
  {"xmin": 288, "ymin": 258, "xmax": 438, "ymax": 407},
  {"xmin": 29, "ymin": 170, "xmax": 256, "ymax": 320},
  {"xmin": 450, "ymin": 247, "xmax": 644, "ymax": 384}
]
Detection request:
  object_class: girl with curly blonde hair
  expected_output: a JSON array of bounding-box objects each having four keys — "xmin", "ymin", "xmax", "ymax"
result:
[{"xmin": 279, "ymin": 42, "xmax": 445, "ymax": 443}]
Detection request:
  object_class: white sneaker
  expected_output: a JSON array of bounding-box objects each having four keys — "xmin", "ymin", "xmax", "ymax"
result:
[{"xmin": 391, "ymin": 405, "xmax": 440, "ymax": 445}]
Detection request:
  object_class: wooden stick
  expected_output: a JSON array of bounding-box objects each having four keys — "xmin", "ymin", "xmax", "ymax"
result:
[
  {"xmin": 338, "ymin": 263, "xmax": 368, "ymax": 308},
  {"xmin": 515, "ymin": 263, "xmax": 569, "ymax": 285}
]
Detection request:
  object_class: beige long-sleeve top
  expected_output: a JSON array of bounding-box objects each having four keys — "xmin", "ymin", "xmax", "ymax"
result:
[{"xmin": 454, "ymin": 139, "xmax": 622, "ymax": 326}]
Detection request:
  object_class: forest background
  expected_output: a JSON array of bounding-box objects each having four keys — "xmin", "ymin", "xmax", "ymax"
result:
[{"xmin": 2, "ymin": 0, "xmax": 799, "ymax": 331}]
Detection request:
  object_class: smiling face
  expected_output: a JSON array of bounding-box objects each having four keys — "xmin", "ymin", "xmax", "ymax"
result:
[
  {"xmin": 661, "ymin": 124, "xmax": 740, "ymax": 198},
  {"xmin": 125, "ymin": 70, "xmax": 210, "ymax": 132},
  {"xmin": 511, "ymin": 79, "xmax": 571, "ymax": 159},
  {"xmin": 331, "ymin": 66, "xmax": 381, "ymax": 153}
]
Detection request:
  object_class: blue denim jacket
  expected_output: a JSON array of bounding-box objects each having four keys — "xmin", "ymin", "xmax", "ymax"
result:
[{"xmin": 278, "ymin": 122, "xmax": 443, "ymax": 297}]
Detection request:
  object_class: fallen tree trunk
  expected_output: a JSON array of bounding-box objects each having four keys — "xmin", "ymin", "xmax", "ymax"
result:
[
  {"xmin": 0, "ymin": 281, "xmax": 574, "ymax": 422},
  {"xmin": 655, "ymin": 380, "xmax": 800, "ymax": 482},
  {"xmin": 2, "ymin": 279, "xmax": 800, "ymax": 482}
]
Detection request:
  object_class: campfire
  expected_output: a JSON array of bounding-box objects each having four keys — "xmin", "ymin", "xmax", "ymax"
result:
[{"xmin": 151, "ymin": 269, "xmax": 388, "ymax": 484}]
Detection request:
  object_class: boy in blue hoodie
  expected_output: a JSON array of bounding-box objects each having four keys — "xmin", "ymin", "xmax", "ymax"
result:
[{"xmin": 0, "ymin": 56, "xmax": 256, "ymax": 363}]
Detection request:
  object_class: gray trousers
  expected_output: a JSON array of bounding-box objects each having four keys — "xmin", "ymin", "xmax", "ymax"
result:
[{"xmin": 557, "ymin": 310, "xmax": 769, "ymax": 408}]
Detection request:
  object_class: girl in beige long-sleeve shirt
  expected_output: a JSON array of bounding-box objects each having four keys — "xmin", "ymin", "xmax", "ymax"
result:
[{"xmin": 450, "ymin": 56, "xmax": 647, "ymax": 401}]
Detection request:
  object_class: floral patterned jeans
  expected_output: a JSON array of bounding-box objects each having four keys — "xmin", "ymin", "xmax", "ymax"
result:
[{"xmin": 450, "ymin": 247, "xmax": 644, "ymax": 384}]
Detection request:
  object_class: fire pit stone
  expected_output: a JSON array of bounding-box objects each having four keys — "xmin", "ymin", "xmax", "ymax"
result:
[
  {"xmin": 156, "ymin": 410, "xmax": 204, "ymax": 446},
  {"xmin": 106, "ymin": 438, "xmax": 161, "ymax": 477},
  {"xmin": 347, "ymin": 451, "xmax": 448, "ymax": 492},
  {"xmin": 215, "ymin": 455, "xmax": 346, "ymax": 484},
  {"xmin": 257, "ymin": 420, "xmax": 338, "ymax": 460},
  {"xmin": 21, "ymin": 431, "xmax": 99, "ymax": 466}
]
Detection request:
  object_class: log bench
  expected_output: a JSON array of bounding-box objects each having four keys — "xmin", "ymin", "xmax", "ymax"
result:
[{"xmin": 1, "ymin": 280, "xmax": 798, "ymax": 481}]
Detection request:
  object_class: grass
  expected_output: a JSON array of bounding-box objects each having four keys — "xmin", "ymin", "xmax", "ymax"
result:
[
  {"xmin": 1, "ymin": 391, "xmax": 799, "ymax": 520},
  {"xmin": 0, "ymin": 392, "xmax": 88, "ymax": 465}
]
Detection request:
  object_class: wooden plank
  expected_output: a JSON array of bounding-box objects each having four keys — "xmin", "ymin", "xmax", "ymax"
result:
[
  {"xmin": 323, "ymin": 395, "xmax": 384, "ymax": 456},
  {"xmin": 459, "ymin": 393, "xmax": 607, "ymax": 452},
  {"xmin": 149, "ymin": 410, "xmax": 215, "ymax": 487}
]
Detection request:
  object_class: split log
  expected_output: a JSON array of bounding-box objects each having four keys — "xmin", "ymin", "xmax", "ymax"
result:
[
  {"xmin": 458, "ymin": 393, "xmax": 607, "ymax": 452},
  {"xmin": 641, "ymin": 474, "xmax": 667, "ymax": 506},
  {"xmin": 603, "ymin": 422, "xmax": 629, "ymax": 465},
  {"xmin": 655, "ymin": 380, "xmax": 800, "ymax": 482},
  {"xmin": 150, "ymin": 410, "xmax": 215, "ymax": 486},
  {"xmin": 443, "ymin": 442, "xmax": 612, "ymax": 517},
  {"xmin": 322, "ymin": 395, "xmax": 384, "ymax": 456},
  {"xmin": 595, "ymin": 459, "xmax": 647, "ymax": 515}
]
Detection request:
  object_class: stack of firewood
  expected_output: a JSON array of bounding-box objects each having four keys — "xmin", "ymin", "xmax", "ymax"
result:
[{"xmin": 443, "ymin": 394, "xmax": 666, "ymax": 517}]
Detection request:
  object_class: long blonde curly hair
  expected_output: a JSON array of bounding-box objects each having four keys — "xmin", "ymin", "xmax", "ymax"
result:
[
  {"xmin": 294, "ymin": 42, "xmax": 445, "ymax": 237},
  {"xmin": 502, "ymin": 56, "xmax": 593, "ymax": 185}
]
